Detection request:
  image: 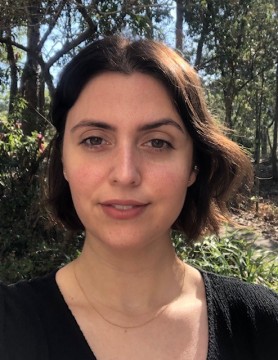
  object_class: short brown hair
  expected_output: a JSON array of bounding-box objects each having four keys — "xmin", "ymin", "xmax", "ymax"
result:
[{"xmin": 46, "ymin": 36, "xmax": 253, "ymax": 241}]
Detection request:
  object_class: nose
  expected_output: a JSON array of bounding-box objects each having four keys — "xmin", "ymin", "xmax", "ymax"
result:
[{"xmin": 109, "ymin": 144, "xmax": 141, "ymax": 186}]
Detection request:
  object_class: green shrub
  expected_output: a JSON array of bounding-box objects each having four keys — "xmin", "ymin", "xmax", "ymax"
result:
[
  {"xmin": 0, "ymin": 119, "xmax": 83, "ymax": 284},
  {"xmin": 173, "ymin": 228, "xmax": 278, "ymax": 292}
]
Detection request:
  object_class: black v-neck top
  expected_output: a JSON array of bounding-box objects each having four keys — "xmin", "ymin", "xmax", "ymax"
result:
[{"xmin": 0, "ymin": 269, "xmax": 277, "ymax": 359}]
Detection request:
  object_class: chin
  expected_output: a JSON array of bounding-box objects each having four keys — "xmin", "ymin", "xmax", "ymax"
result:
[{"xmin": 85, "ymin": 227, "xmax": 167, "ymax": 252}]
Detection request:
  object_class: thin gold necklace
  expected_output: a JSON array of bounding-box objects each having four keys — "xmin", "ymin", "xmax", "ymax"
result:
[{"xmin": 73, "ymin": 260, "xmax": 186, "ymax": 331}]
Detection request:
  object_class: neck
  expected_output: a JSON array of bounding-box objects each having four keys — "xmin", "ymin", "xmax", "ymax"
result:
[{"xmin": 72, "ymin": 235, "xmax": 185, "ymax": 315}]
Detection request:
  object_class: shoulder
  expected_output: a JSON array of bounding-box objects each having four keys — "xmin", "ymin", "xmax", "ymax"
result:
[
  {"xmin": 201, "ymin": 271, "xmax": 278, "ymax": 360},
  {"xmin": 202, "ymin": 270, "xmax": 278, "ymax": 313},
  {"xmin": 0, "ymin": 270, "xmax": 58, "ymax": 312},
  {"xmin": 0, "ymin": 272, "xmax": 57, "ymax": 359}
]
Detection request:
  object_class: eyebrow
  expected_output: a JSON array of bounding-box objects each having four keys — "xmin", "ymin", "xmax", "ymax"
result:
[
  {"xmin": 70, "ymin": 118, "xmax": 184, "ymax": 133},
  {"xmin": 71, "ymin": 120, "xmax": 116, "ymax": 133},
  {"xmin": 138, "ymin": 119, "xmax": 184, "ymax": 133}
]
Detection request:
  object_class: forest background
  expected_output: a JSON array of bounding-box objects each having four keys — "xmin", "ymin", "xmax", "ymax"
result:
[{"xmin": 0, "ymin": 0, "xmax": 277, "ymax": 289}]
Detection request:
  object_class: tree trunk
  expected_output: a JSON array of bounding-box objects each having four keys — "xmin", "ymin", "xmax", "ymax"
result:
[
  {"xmin": 5, "ymin": 29, "xmax": 18, "ymax": 115},
  {"xmin": 254, "ymin": 88, "xmax": 261, "ymax": 164},
  {"xmin": 194, "ymin": 2, "xmax": 212, "ymax": 69},
  {"xmin": 20, "ymin": 1, "xmax": 42, "ymax": 135},
  {"xmin": 175, "ymin": 0, "xmax": 184, "ymax": 51},
  {"xmin": 223, "ymin": 91, "xmax": 234, "ymax": 129},
  {"xmin": 261, "ymin": 126, "xmax": 268, "ymax": 158},
  {"xmin": 272, "ymin": 61, "xmax": 278, "ymax": 181},
  {"xmin": 195, "ymin": 29, "xmax": 205, "ymax": 69},
  {"xmin": 220, "ymin": 55, "xmax": 236, "ymax": 129},
  {"xmin": 38, "ymin": 72, "xmax": 45, "ymax": 116},
  {"xmin": 255, "ymin": 75, "xmax": 264, "ymax": 164}
]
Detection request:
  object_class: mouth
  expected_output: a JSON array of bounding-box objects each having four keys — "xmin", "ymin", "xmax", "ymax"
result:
[
  {"xmin": 101, "ymin": 200, "xmax": 147, "ymax": 207},
  {"xmin": 110, "ymin": 204, "xmax": 138, "ymax": 210},
  {"xmin": 100, "ymin": 200, "xmax": 148, "ymax": 219}
]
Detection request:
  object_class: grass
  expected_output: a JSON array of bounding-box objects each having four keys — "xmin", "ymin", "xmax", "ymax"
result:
[{"xmin": 173, "ymin": 227, "xmax": 278, "ymax": 292}]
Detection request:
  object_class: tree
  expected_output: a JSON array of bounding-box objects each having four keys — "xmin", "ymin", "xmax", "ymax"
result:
[
  {"xmin": 272, "ymin": 60, "xmax": 278, "ymax": 180},
  {"xmin": 0, "ymin": 0, "xmax": 172, "ymax": 134},
  {"xmin": 183, "ymin": 0, "xmax": 277, "ymax": 128},
  {"xmin": 175, "ymin": 0, "xmax": 184, "ymax": 51},
  {"xmin": 178, "ymin": 0, "xmax": 278, "ymax": 182}
]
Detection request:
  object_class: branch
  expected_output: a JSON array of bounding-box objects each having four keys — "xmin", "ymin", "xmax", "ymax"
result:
[
  {"xmin": 236, "ymin": 66, "xmax": 272, "ymax": 94},
  {"xmin": 38, "ymin": 0, "xmax": 68, "ymax": 50},
  {"xmin": 96, "ymin": 2, "xmax": 173, "ymax": 16},
  {"xmin": 37, "ymin": 55, "xmax": 55, "ymax": 99},
  {"xmin": 0, "ymin": 37, "xmax": 29, "ymax": 53},
  {"xmin": 27, "ymin": 100, "xmax": 54, "ymax": 129},
  {"xmin": 267, "ymin": 117, "xmax": 275, "ymax": 129},
  {"xmin": 267, "ymin": 128, "xmax": 273, "ymax": 153},
  {"xmin": 195, "ymin": 55, "xmax": 221, "ymax": 71},
  {"xmin": 45, "ymin": 28, "xmax": 94, "ymax": 69},
  {"xmin": 75, "ymin": 0, "xmax": 97, "ymax": 32}
]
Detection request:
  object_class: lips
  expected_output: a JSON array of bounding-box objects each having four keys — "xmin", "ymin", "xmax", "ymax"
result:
[
  {"xmin": 111, "ymin": 204, "xmax": 135, "ymax": 210},
  {"xmin": 100, "ymin": 200, "xmax": 148, "ymax": 220}
]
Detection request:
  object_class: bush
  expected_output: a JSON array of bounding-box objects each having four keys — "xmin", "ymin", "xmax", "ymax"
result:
[
  {"xmin": 0, "ymin": 119, "xmax": 82, "ymax": 284},
  {"xmin": 173, "ymin": 228, "xmax": 278, "ymax": 292}
]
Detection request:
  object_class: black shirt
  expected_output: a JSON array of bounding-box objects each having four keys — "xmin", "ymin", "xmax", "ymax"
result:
[{"xmin": 0, "ymin": 270, "xmax": 277, "ymax": 359}]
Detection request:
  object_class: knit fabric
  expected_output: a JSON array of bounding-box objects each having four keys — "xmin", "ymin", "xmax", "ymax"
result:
[{"xmin": 0, "ymin": 270, "xmax": 277, "ymax": 359}]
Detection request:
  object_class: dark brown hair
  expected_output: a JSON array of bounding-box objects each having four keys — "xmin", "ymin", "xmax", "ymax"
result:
[{"xmin": 46, "ymin": 36, "xmax": 253, "ymax": 241}]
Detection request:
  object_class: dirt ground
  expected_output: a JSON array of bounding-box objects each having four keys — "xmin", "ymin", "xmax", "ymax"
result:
[{"xmin": 230, "ymin": 175, "xmax": 278, "ymax": 252}]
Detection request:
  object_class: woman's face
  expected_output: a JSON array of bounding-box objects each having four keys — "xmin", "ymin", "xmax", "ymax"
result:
[{"xmin": 62, "ymin": 72, "xmax": 196, "ymax": 250}]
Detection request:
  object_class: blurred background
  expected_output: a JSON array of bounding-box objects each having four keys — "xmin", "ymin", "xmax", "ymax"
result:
[{"xmin": 0, "ymin": 0, "xmax": 277, "ymax": 288}]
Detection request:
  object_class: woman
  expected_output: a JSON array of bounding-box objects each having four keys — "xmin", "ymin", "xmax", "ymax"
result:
[{"xmin": 0, "ymin": 36, "xmax": 277, "ymax": 359}]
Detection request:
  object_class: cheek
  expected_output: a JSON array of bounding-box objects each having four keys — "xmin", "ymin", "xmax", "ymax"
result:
[
  {"xmin": 150, "ymin": 164, "xmax": 189, "ymax": 200},
  {"xmin": 65, "ymin": 163, "xmax": 103, "ymax": 196},
  {"xmin": 151, "ymin": 168, "xmax": 188, "ymax": 227}
]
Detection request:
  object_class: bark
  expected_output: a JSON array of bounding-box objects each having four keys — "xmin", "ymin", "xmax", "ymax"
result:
[
  {"xmin": 194, "ymin": 1, "xmax": 212, "ymax": 69},
  {"xmin": 261, "ymin": 126, "xmax": 268, "ymax": 158},
  {"xmin": 223, "ymin": 94, "xmax": 234, "ymax": 129},
  {"xmin": 195, "ymin": 27, "xmax": 205, "ymax": 69},
  {"xmin": 272, "ymin": 61, "xmax": 278, "ymax": 181},
  {"xmin": 20, "ymin": 1, "xmax": 42, "ymax": 134},
  {"xmin": 254, "ymin": 76, "xmax": 264, "ymax": 164},
  {"xmin": 175, "ymin": 0, "xmax": 184, "ymax": 51},
  {"xmin": 220, "ymin": 57, "xmax": 236, "ymax": 128},
  {"xmin": 38, "ymin": 72, "xmax": 45, "ymax": 116},
  {"xmin": 254, "ymin": 89, "xmax": 261, "ymax": 164},
  {"xmin": 222, "ymin": 74, "xmax": 235, "ymax": 128},
  {"xmin": 75, "ymin": 0, "xmax": 98, "ymax": 33},
  {"xmin": 5, "ymin": 31, "xmax": 18, "ymax": 115}
]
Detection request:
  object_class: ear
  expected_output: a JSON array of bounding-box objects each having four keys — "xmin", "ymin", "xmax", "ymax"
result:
[
  {"xmin": 187, "ymin": 166, "xmax": 199, "ymax": 187},
  {"xmin": 61, "ymin": 157, "xmax": 68, "ymax": 181},
  {"xmin": 63, "ymin": 169, "xmax": 68, "ymax": 181}
]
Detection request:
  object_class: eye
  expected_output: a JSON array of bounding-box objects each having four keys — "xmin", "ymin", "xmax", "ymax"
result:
[
  {"xmin": 81, "ymin": 136, "xmax": 105, "ymax": 147},
  {"xmin": 147, "ymin": 139, "xmax": 173, "ymax": 150},
  {"xmin": 151, "ymin": 139, "xmax": 168, "ymax": 148}
]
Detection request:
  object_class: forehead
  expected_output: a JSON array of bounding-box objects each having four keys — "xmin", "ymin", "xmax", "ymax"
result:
[
  {"xmin": 66, "ymin": 71, "xmax": 182, "ymax": 127},
  {"xmin": 77, "ymin": 71, "xmax": 172, "ymax": 102}
]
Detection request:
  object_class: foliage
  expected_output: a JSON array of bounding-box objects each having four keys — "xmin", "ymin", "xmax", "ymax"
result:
[
  {"xmin": 173, "ymin": 228, "xmax": 278, "ymax": 292},
  {"xmin": 0, "ymin": 0, "xmax": 172, "ymax": 134},
  {"xmin": 0, "ymin": 119, "xmax": 83, "ymax": 284},
  {"xmin": 182, "ymin": 0, "xmax": 278, "ymax": 162}
]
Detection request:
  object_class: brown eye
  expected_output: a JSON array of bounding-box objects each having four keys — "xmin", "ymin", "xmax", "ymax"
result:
[
  {"xmin": 83, "ymin": 137, "xmax": 104, "ymax": 146},
  {"xmin": 150, "ymin": 139, "xmax": 171, "ymax": 149}
]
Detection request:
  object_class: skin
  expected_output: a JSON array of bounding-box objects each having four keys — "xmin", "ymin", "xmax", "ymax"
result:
[
  {"xmin": 57, "ymin": 72, "xmax": 208, "ymax": 359},
  {"xmin": 62, "ymin": 71, "xmax": 196, "ymax": 253}
]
